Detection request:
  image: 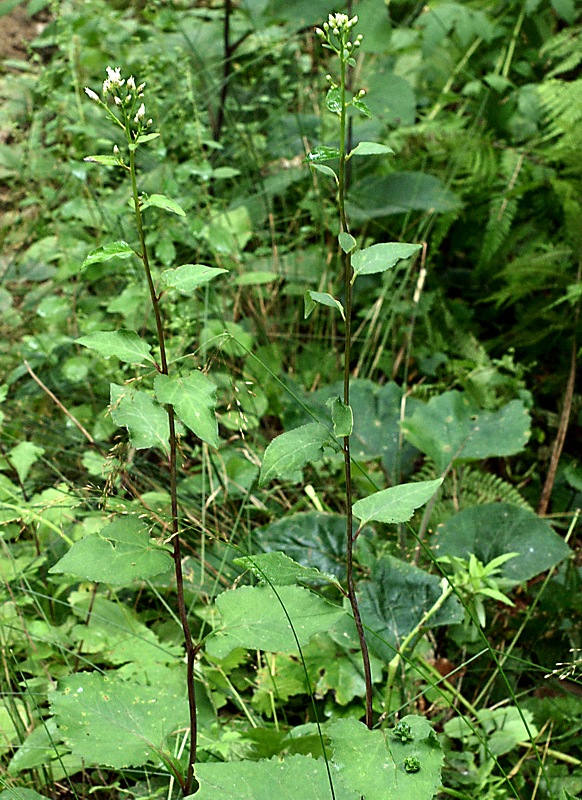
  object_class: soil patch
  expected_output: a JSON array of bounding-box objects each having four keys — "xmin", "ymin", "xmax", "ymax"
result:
[{"xmin": 0, "ymin": 5, "xmax": 45, "ymax": 62}]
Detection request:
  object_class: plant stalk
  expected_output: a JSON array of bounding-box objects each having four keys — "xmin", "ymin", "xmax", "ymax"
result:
[
  {"xmin": 128, "ymin": 145, "xmax": 198, "ymax": 795},
  {"xmin": 338, "ymin": 51, "xmax": 374, "ymax": 730}
]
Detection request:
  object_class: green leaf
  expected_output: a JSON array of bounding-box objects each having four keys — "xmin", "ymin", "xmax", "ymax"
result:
[
  {"xmin": 49, "ymin": 516, "xmax": 171, "ymax": 584},
  {"xmin": 133, "ymin": 132, "xmax": 161, "ymax": 146},
  {"xmin": 51, "ymin": 672, "xmax": 188, "ymax": 769},
  {"xmin": 349, "ymin": 141, "xmax": 394, "ymax": 157},
  {"xmin": 338, "ymin": 232, "xmax": 357, "ymax": 253},
  {"xmin": 328, "ymin": 716, "xmax": 443, "ymax": 800},
  {"xmin": 233, "ymin": 552, "xmax": 341, "ymax": 589},
  {"xmin": 352, "ymin": 478, "xmax": 443, "ymax": 527},
  {"xmin": 352, "ymin": 96, "xmax": 371, "ymax": 117},
  {"xmin": 234, "ymin": 271, "xmax": 278, "ymax": 286},
  {"xmin": 84, "ymin": 155, "xmax": 122, "ymax": 166},
  {"xmin": 194, "ymin": 754, "xmax": 348, "ymax": 800},
  {"xmin": 304, "ymin": 290, "xmax": 345, "ymax": 320},
  {"xmin": 326, "ymin": 86, "xmax": 342, "ymax": 115},
  {"xmin": 306, "ymin": 146, "xmax": 340, "ymax": 163},
  {"xmin": 348, "ymin": 172, "xmax": 462, "ymax": 221},
  {"xmin": 311, "ymin": 163, "xmax": 338, "ymax": 181},
  {"xmin": 0, "ymin": 790, "xmax": 51, "ymax": 800},
  {"xmin": 551, "ymin": 0, "xmax": 575, "ymax": 22},
  {"xmin": 161, "ymin": 264, "xmax": 228, "ymax": 295},
  {"xmin": 77, "ymin": 330, "xmax": 154, "ymax": 365},
  {"xmin": 81, "ymin": 241, "xmax": 135, "ymax": 268},
  {"xmin": 359, "ymin": 556, "xmax": 463, "ymax": 660},
  {"xmin": 140, "ymin": 193, "xmax": 185, "ymax": 216},
  {"xmin": 352, "ymin": 242, "xmax": 421, "ymax": 280},
  {"xmin": 401, "ymin": 392, "xmax": 531, "ymax": 473},
  {"xmin": 5, "ymin": 441, "xmax": 44, "ymax": 482},
  {"xmin": 259, "ymin": 423, "xmax": 333, "ymax": 485},
  {"xmin": 434, "ymin": 503, "xmax": 571, "ymax": 586},
  {"xmin": 154, "ymin": 371, "xmax": 219, "ymax": 448},
  {"xmin": 206, "ymin": 584, "xmax": 346, "ymax": 659},
  {"xmin": 110, "ymin": 383, "xmax": 169, "ymax": 453},
  {"xmin": 326, "ymin": 396, "xmax": 353, "ymax": 437}
]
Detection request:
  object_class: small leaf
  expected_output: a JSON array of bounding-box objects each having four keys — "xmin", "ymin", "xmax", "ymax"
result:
[
  {"xmin": 349, "ymin": 141, "xmax": 394, "ymax": 157},
  {"xmin": 311, "ymin": 163, "xmax": 338, "ymax": 182},
  {"xmin": 81, "ymin": 241, "xmax": 135, "ymax": 268},
  {"xmin": 338, "ymin": 232, "xmax": 357, "ymax": 253},
  {"xmin": 304, "ymin": 291, "xmax": 345, "ymax": 321},
  {"xmin": 129, "ymin": 132, "xmax": 161, "ymax": 150},
  {"xmin": 352, "ymin": 97, "xmax": 371, "ymax": 117},
  {"xmin": 326, "ymin": 397, "xmax": 353, "ymax": 437},
  {"xmin": 352, "ymin": 242, "xmax": 421, "ymax": 280},
  {"xmin": 326, "ymin": 86, "xmax": 342, "ymax": 115},
  {"xmin": 77, "ymin": 330, "xmax": 154, "ymax": 365},
  {"xmin": 259, "ymin": 423, "xmax": 333, "ymax": 485},
  {"xmin": 49, "ymin": 516, "xmax": 171, "ymax": 584},
  {"xmin": 234, "ymin": 271, "xmax": 278, "ymax": 286},
  {"xmin": 110, "ymin": 383, "xmax": 169, "ymax": 453},
  {"xmin": 306, "ymin": 146, "xmax": 340, "ymax": 163},
  {"xmin": 5, "ymin": 441, "xmax": 44, "ymax": 483},
  {"xmin": 140, "ymin": 193, "xmax": 186, "ymax": 217},
  {"xmin": 84, "ymin": 155, "xmax": 122, "ymax": 166},
  {"xmin": 161, "ymin": 264, "xmax": 227, "ymax": 295},
  {"xmin": 154, "ymin": 371, "xmax": 219, "ymax": 448},
  {"xmin": 233, "ymin": 552, "xmax": 341, "ymax": 589},
  {"xmin": 352, "ymin": 478, "xmax": 443, "ymax": 527}
]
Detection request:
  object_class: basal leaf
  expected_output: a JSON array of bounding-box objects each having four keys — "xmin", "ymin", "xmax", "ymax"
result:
[
  {"xmin": 401, "ymin": 392, "xmax": 531, "ymax": 473},
  {"xmin": 161, "ymin": 264, "xmax": 228, "ymax": 295},
  {"xmin": 352, "ymin": 242, "xmax": 421, "ymax": 280},
  {"xmin": 49, "ymin": 516, "xmax": 171, "ymax": 585},
  {"xmin": 77, "ymin": 330, "xmax": 154, "ymax": 365},
  {"xmin": 329, "ymin": 716, "xmax": 443, "ymax": 799},
  {"xmin": 349, "ymin": 141, "xmax": 394, "ymax": 157},
  {"xmin": 140, "ymin": 193, "xmax": 186, "ymax": 216},
  {"xmin": 50, "ymin": 672, "xmax": 188, "ymax": 769},
  {"xmin": 304, "ymin": 290, "xmax": 345, "ymax": 320},
  {"xmin": 155, "ymin": 371, "xmax": 218, "ymax": 447},
  {"xmin": 110, "ymin": 383, "xmax": 169, "ymax": 453},
  {"xmin": 259, "ymin": 423, "xmax": 333, "ymax": 485},
  {"xmin": 233, "ymin": 552, "xmax": 340, "ymax": 589},
  {"xmin": 434, "ymin": 503, "xmax": 571, "ymax": 586},
  {"xmin": 81, "ymin": 241, "xmax": 135, "ymax": 268},
  {"xmin": 206, "ymin": 584, "xmax": 346, "ymax": 659},
  {"xmin": 352, "ymin": 478, "xmax": 443, "ymax": 527}
]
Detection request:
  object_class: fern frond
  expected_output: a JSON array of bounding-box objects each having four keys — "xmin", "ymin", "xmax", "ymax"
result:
[{"xmin": 540, "ymin": 25, "xmax": 582, "ymax": 78}]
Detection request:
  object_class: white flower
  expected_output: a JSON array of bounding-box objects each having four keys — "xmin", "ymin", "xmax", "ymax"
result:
[
  {"xmin": 134, "ymin": 103, "xmax": 146, "ymax": 123},
  {"xmin": 103, "ymin": 65, "xmax": 124, "ymax": 95},
  {"xmin": 127, "ymin": 75, "xmax": 136, "ymax": 91},
  {"xmin": 84, "ymin": 87, "xmax": 100, "ymax": 102},
  {"xmin": 113, "ymin": 96, "xmax": 122, "ymax": 106}
]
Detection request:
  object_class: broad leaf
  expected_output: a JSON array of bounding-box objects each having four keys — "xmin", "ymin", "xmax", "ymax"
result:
[
  {"xmin": 5, "ymin": 441, "xmax": 44, "ymax": 483},
  {"xmin": 329, "ymin": 716, "xmax": 443, "ymax": 799},
  {"xmin": 0, "ymin": 791, "xmax": 51, "ymax": 800},
  {"xmin": 81, "ymin": 241, "xmax": 135, "ymax": 268},
  {"xmin": 206, "ymin": 585, "xmax": 346, "ymax": 659},
  {"xmin": 110, "ymin": 383, "xmax": 169, "ymax": 453},
  {"xmin": 161, "ymin": 264, "xmax": 227, "ymax": 294},
  {"xmin": 359, "ymin": 556, "xmax": 463, "ymax": 660},
  {"xmin": 352, "ymin": 242, "xmax": 421, "ymax": 280},
  {"xmin": 49, "ymin": 516, "xmax": 171, "ymax": 584},
  {"xmin": 154, "ymin": 371, "xmax": 218, "ymax": 447},
  {"xmin": 348, "ymin": 171, "xmax": 462, "ymax": 221},
  {"xmin": 140, "ymin": 193, "xmax": 185, "ymax": 216},
  {"xmin": 434, "ymin": 503, "xmax": 571, "ymax": 586},
  {"xmin": 304, "ymin": 290, "xmax": 345, "ymax": 320},
  {"xmin": 77, "ymin": 330, "xmax": 154, "ymax": 365},
  {"xmin": 51, "ymin": 672, "xmax": 188, "ymax": 769},
  {"xmin": 352, "ymin": 478, "xmax": 443, "ymax": 527},
  {"xmin": 233, "ymin": 552, "xmax": 340, "ymax": 589},
  {"xmin": 349, "ymin": 141, "xmax": 394, "ymax": 157},
  {"xmin": 259, "ymin": 423, "xmax": 333, "ymax": 485},
  {"xmin": 326, "ymin": 396, "xmax": 353, "ymax": 437},
  {"xmin": 401, "ymin": 392, "xmax": 531, "ymax": 473},
  {"xmin": 338, "ymin": 231, "xmax": 357, "ymax": 253}
]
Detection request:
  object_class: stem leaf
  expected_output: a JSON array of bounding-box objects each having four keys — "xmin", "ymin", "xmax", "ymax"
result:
[
  {"xmin": 161, "ymin": 264, "xmax": 228, "ymax": 295},
  {"xmin": 352, "ymin": 478, "xmax": 443, "ymax": 526},
  {"xmin": 259, "ymin": 422, "xmax": 333, "ymax": 485},
  {"xmin": 326, "ymin": 86, "xmax": 342, "ymax": 115},
  {"xmin": 311, "ymin": 163, "xmax": 338, "ymax": 182},
  {"xmin": 81, "ymin": 241, "xmax": 135, "ymax": 268},
  {"xmin": 140, "ymin": 193, "xmax": 186, "ymax": 217},
  {"xmin": 304, "ymin": 290, "xmax": 345, "ymax": 321},
  {"xmin": 77, "ymin": 330, "xmax": 155, "ymax": 365},
  {"xmin": 154, "ymin": 371, "xmax": 219, "ymax": 448},
  {"xmin": 306, "ymin": 146, "xmax": 341, "ymax": 163},
  {"xmin": 110, "ymin": 383, "xmax": 170, "ymax": 454},
  {"xmin": 351, "ymin": 242, "xmax": 421, "ymax": 280},
  {"xmin": 338, "ymin": 231, "xmax": 357, "ymax": 253},
  {"xmin": 326, "ymin": 396, "xmax": 353, "ymax": 437},
  {"xmin": 84, "ymin": 155, "xmax": 122, "ymax": 166},
  {"xmin": 349, "ymin": 141, "xmax": 394, "ymax": 158},
  {"xmin": 352, "ymin": 96, "xmax": 371, "ymax": 117}
]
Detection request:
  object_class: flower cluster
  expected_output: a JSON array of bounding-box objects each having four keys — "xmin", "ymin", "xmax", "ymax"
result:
[
  {"xmin": 315, "ymin": 12, "xmax": 362, "ymax": 55},
  {"xmin": 84, "ymin": 67, "xmax": 153, "ymax": 138}
]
